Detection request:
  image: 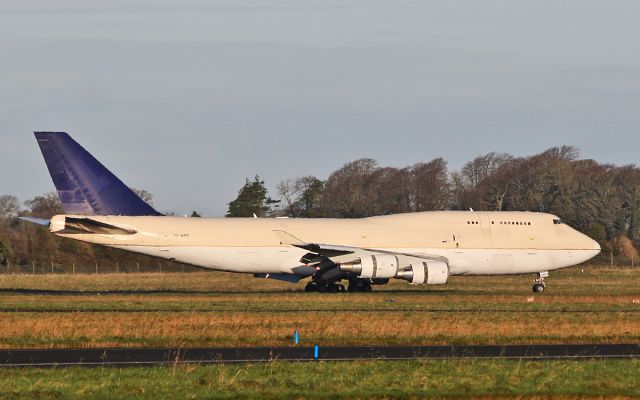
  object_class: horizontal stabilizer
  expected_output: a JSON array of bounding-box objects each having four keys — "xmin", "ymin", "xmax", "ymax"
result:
[
  {"xmin": 55, "ymin": 217, "xmax": 137, "ymax": 235},
  {"xmin": 34, "ymin": 132, "xmax": 161, "ymax": 216},
  {"xmin": 18, "ymin": 217, "xmax": 51, "ymax": 227},
  {"xmin": 64, "ymin": 217, "xmax": 137, "ymax": 235}
]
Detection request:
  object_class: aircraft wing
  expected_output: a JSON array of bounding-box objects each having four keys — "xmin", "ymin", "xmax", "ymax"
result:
[
  {"xmin": 273, "ymin": 230, "xmax": 448, "ymax": 268},
  {"xmin": 295, "ymin": 242, "xmax": 448, "ymax": 265}
]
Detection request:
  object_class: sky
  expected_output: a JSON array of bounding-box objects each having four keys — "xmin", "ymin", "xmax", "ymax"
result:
[{"xmin": 1, "ymin": 0, "xmax": 639, "ymax": 216}]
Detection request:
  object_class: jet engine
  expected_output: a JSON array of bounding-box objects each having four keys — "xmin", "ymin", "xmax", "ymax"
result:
[
  {"xmin": 396, "ymin": 261, "xmax": 449, "ymax": 285},
  {"xmin": 339, "ymin": 255, "xmax": 449, "ymax": 285},
  {"xmin": 339, "ymin": 254, "xmax": 399, "ymax": 279}
]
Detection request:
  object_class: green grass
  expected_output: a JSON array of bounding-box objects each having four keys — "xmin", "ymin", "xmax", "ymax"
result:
[
  {"xmin": 0, "ymin": 359, "xmax": 639, "ymax": 399},
  {"xmin": 0, "ymin": 268, "xmax": 638, "ymax": 398}
]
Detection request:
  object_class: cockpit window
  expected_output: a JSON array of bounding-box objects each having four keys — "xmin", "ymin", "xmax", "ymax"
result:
[{"xmin": 553, "ymin": 219, "xmax": 565, "ymax": 225}]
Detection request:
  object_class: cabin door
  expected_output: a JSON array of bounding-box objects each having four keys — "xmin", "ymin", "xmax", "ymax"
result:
[{"xmin": 479, "ymin": 213, "xmax": 492, "ymax": 234}]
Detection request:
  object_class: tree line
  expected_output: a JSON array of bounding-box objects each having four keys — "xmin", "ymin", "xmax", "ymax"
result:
[
  {"xmin": 1, "ymin": 145, "xmax": 638, "ymax": 270},
  {"xmin": 227, "ymin": 146, "xmax": 640, "ymax": 261}
]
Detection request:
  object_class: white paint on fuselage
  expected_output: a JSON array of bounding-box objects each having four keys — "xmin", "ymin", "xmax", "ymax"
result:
[
  {"xmin": 54, "ymin": 211, "xmax": 602, "ymax": 282},
  {"xmin": 109, "ymin": 245, "xmax": 601, "ymax": 276}
]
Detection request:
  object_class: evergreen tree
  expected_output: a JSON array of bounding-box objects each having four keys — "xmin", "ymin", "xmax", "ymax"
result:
[{"xmin": 226, "ymin": 176, "xmax": 274, "ymax": 217}]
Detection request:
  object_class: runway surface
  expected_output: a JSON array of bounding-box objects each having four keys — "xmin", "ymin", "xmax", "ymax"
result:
[
  {"xmin": 1, "ymin": 344, "xmax": 639, "ymax": 367},
  {"xmin": 0, "ymin": 308, "xmax": 638, "ymax": 313}
]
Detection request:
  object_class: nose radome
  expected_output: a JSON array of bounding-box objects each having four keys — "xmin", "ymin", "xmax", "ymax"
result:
[{"xmin": 592, "ymin": 240, "xmax": 601, "ymax": 252}]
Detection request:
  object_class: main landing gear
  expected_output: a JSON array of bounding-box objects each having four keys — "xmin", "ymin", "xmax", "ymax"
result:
[
  {"xmin": 304, "ymin": 278, "xmax": 373, "ymax": 293},
  {"xmin": 532, "ymin": 271, "xmax": 549, "ymax": 293},
  {"xmin": 304, "ymin": 281, "xmax": 346, "ymax": 293},
  {"xmin": 347, "ymin": 278, "xmax": 372, "ymax": 293}
]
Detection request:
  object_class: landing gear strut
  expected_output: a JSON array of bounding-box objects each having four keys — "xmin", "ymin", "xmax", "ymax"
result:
[{"xmin": 532, "ymin": 271, "xmax": 548, "ymax": 293}]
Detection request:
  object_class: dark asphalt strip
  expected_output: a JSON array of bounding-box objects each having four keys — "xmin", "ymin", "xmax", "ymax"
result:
[
  {"xmin": 0, "ymin": 308, "xmax": 638, "ymax": 313},
  {"xmin": 1, "ymin": 344, "xmax": 639, "ymax": 367}
]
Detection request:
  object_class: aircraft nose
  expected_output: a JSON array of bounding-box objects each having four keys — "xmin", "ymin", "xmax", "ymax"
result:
[{"xmin": 592, "ymin": 240, "xmax": 601, "ymax": 251}]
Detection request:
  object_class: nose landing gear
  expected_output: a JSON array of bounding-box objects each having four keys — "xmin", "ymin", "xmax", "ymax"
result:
[{"xmin": 532, "ymin": 271, "xmax": 549, "ymax": 293}]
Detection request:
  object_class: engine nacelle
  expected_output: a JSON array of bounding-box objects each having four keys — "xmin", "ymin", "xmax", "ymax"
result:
[
  {"xmin": 340, "ymin": 254, "xmax": 399, "ymax": 279},
  {"xmin": 396, "ymin": 260, "xmax": 449, "ymax": 285},
  {"xmin": 340, "ymin": 255, "xmax": 449, "ymax": 285}
]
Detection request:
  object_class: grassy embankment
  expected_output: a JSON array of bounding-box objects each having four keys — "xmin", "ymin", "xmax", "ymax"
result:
[{"xmin": 0, "ymin": 267, "xmax": 638, "ymax": 349}]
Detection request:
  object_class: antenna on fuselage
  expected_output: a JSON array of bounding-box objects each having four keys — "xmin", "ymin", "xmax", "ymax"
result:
[{"xmin": 469, "ymin": 208, "xmax": 474, "ymax": 212}]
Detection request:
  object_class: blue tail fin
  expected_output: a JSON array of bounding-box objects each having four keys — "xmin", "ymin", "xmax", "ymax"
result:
[{"xmin": 34, "ymin": 132, "xmax": 162, "ymax": 216}]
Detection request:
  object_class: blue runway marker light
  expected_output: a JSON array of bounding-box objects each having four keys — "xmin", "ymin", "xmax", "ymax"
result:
[
  {"xmin": 294, "ymin": 330, "xmax": 299, "ymax": 345},
  {"xmin": 314, "ymin": 345, "xmax": 319, "ymax": 361}
]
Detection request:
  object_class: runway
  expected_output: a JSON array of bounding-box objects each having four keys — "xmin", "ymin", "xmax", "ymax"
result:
[
  {"xmin": 0, "ymin": 308, "xmax": 638, "ymax": 313},
  {"xmin": 1, "ymin": 344, "xmax": 639, "ymax": 367}
]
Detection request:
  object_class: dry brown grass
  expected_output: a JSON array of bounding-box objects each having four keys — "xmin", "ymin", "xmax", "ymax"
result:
[
  {"xmin": 0, "ymin": 308, "xmax": 638, "ymax": 349},
  {"xmin": 0, "ymin": 267, "xmax": 639, "ymax": 349}
]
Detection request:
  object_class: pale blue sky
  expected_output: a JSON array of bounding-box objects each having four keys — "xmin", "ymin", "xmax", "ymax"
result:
[{"xmin": 1, "ymin": 1, "xmax": 639, "ymax": 216}]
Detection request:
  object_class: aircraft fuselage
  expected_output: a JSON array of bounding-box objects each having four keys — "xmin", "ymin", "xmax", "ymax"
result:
[{"xmin": 50, "ymin": 210, "xmax": 601, "ymax": 277}]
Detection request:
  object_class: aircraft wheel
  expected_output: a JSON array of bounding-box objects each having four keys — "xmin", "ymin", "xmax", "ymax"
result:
[
  {"xmin": 326, "ymin": 283, "xmax": 341, "ymax": 293},
  {"xmin": 304, "ymin": 282, "xmax": 318, "ymax": 292},
  {"xmin": 532, "ymin": 283, "xmax": 545, "ymax": 293},
  {"xmin": 348, "ymin": 281, "xmax": 363, "ymax": 293},
  {"xmin": 336, "ymin": 284, "xmax": 346, "ymax": 292},
  {"xmin": 348, "ymin": 280, "xmax": 372, "ymax": 293}
]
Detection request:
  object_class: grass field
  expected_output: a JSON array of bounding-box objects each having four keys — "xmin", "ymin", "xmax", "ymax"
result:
[
  {"xmin": 0, "ymin": 267, "xmax": 639, "ymax": 349},
  {"xmin": 0, "ymin": 267, "xmax": 639, "ymax": 398},
  {"xmin": 1, "ymin": 359, "xmax": 640, "ymax": 399}
]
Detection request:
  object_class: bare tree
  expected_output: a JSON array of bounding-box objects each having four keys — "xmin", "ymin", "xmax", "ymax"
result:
[
  {"xmin": 321, "ymin": 159, "xmax": 379, "ymax": 218},
  {"xmin": 24, "ymin": 192, "xmax": 64, "ymax": 219},
  {"xmin": 365, "ymin": 167, "xmax": 411, "ymax": 215},
  {"xmin": 410, "ymin": 158, "xmax": 450, "ymax": 211},
  {"xmin": 461, "ymin": 152, "xmax": 513, "ymax": 188},
  {"xmin": 277, "ymin": 179, "xmax": 297, "ymax": 216},
  {"xmin": 0, "ymin": 195, "xmax": 20, "ymax": 218}
]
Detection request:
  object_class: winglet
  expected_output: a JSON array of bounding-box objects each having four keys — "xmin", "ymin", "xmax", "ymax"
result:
[{"xmin": 34, "ymin": 132, "xmax": 161, "ymax": 216}]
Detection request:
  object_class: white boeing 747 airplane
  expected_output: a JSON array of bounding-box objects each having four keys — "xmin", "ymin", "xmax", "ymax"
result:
[{"xmin": 23, "ymin": 132, "xmax": 601, "ymax": 293}]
